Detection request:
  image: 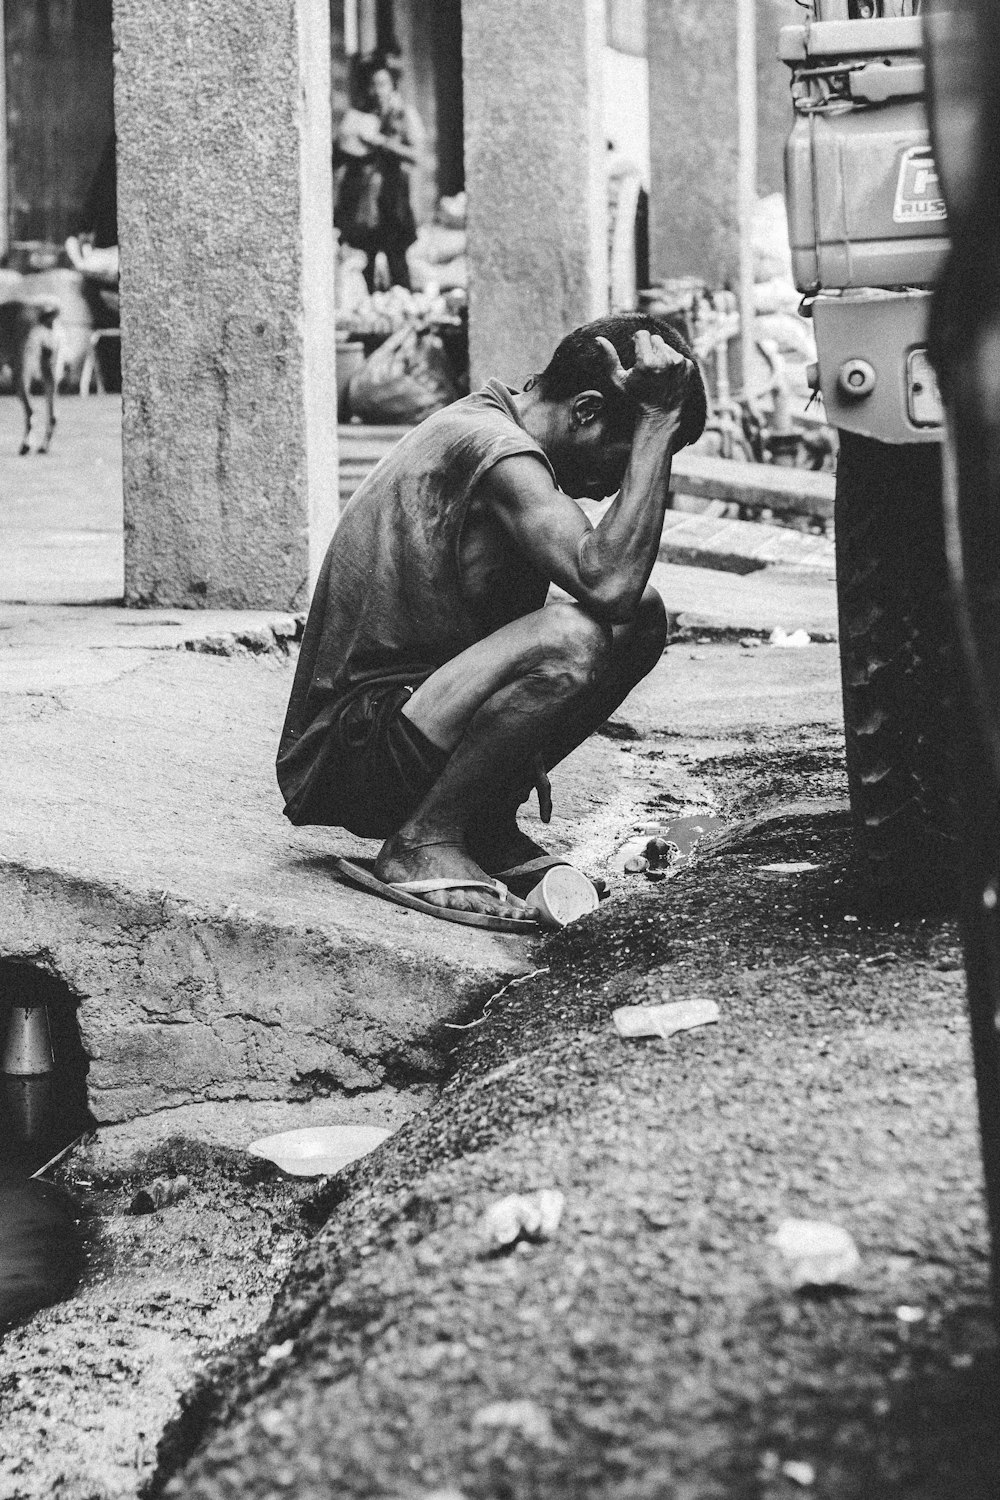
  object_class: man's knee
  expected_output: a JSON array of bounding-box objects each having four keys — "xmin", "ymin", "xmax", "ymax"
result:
[
  {"xmin": 635, "ymin": 586, "xmax": 668, "ymax": 655},
  {"xmin": 538, "ymin": 604, "xmax": 612, "ymax": 690}
]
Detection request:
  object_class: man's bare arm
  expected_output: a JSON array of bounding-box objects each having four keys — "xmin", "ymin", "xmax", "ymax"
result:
[{"xmin": 483, "ymin": 332, "xmax": 692, "ymax": 622}]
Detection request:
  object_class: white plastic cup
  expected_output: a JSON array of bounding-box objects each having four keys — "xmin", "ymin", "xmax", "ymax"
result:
[{"xmin": 525, "ymin": 866, "xmax": 599, "ymax": 928}]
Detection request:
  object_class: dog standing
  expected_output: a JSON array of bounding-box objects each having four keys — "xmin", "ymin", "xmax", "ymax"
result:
[{"xmin": 0, "ymin": 297, "xmax": 61, "ymax": 454}]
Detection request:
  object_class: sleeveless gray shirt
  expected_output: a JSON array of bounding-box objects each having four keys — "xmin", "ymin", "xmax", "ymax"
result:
[{"xmin": 277, "ymin": 380, "xmax": 553, "ymax": 824}]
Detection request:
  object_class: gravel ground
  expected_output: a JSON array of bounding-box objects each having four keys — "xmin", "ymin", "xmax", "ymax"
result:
[
  {"xmin": 0, "ymin": 1143, "xmax": 314, "ymax": 1500},
  {"xmin": 3, "ymin": 644, "xmax": 996, "ymax": 1499},
  {"xmin": 141, "ymin": 717, "xmax": 998, "ymax": 1500}
]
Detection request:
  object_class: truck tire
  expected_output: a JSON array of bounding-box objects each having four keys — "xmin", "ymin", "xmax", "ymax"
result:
[{"xmin": 835, "ymin": 430, "xmax": 960, "ymax": 903}]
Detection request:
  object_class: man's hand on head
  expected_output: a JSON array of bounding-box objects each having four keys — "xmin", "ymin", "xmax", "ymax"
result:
[{"xmin": 596, "ymin": 329, "xmax": 693, "ymax": 424}]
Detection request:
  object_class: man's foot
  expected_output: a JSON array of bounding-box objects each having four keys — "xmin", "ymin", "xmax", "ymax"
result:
[
  {"xmin": 374, "ymin": 836, "xmax": 530, "ymax": 921},
  {"xmin": 469, "ymin": 818, "xmax": 609, "ymax": 901},
  {"xmin": 468, "ymin": 820, "xmax": 552, "ymax": 877}
]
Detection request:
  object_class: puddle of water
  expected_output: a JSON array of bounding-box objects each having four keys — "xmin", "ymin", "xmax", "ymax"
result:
[
  {"xmin": 0, "ymin": 1178, "xmax": 83, "ymax": 1328},
  {"xmin": 1, "ymin": 971, "xmax": 93, "ymax": 1328},
  {"xmin": 659, "ymin": 814, "xmax": 727, "ymax": 860}
]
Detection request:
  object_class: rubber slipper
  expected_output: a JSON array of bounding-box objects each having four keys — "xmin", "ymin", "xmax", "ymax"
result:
[
  {"xmin": 332, "ymin": 857, "xmax": 539, "ymax": 934},
  {"xmin": 390, "ymin": 876, "xmax": 511, "ymax": 902}
]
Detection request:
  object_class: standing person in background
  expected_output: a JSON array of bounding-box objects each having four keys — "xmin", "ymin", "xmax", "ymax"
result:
[{"xmin": 334, "ymin": 57, "xmax": 424, "ymax": 293}]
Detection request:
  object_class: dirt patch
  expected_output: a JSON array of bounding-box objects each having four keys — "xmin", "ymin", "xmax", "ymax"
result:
[
  {"xmin": 141, "ymin": 806, "xmax": 998, "ymax": 1500},
  {"xmin": 692, "ymin": 734, "xmax": 848, "ymax": 823},
  {"xmin": 0, "ymin": 1141, "xmax": 315, "ymax": 1500}
]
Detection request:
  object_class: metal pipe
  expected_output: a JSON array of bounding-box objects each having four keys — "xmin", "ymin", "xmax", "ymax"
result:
[{"xmin": 737, "ymin": 0, "xmax": 759, "ymax": 396}]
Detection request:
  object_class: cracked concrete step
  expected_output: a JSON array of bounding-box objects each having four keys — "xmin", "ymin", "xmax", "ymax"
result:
[{"xmin": 0, "ymin": 644, "xmax": 534, "ymax": 1122}]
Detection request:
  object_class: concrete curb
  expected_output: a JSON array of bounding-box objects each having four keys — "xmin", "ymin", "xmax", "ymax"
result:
[
  {"xmin": 573, "ymin": 497, "xmax": 834, "ymax": 578},
  {"xmin": 658, "ymin": 509, "xmax": 834, "ymax": 575},
  {"xmin": 0, "ymin": 856, "xmax": 530, "ymax": 1123}
]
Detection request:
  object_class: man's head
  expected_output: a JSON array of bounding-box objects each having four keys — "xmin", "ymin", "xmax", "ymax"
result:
[{"xmin": 528, "ymin": 314, "xmax": 707, "ymax": 499}]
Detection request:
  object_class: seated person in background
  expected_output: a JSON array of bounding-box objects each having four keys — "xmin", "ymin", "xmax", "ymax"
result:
[{"xmin": 277, "ymin": 314, "xmax": 707, "ymax": 924}]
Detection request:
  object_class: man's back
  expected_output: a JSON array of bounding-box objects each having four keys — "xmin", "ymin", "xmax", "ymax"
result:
[{"xmin": 277, "ymin": 381, "xmax": 551, "ymax": 825}]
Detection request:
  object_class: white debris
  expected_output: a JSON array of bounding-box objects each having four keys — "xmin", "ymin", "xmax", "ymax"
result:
[
  {"xmin": 895, "ymin": 1304, "xmax": 925, "ymax": 1324},
  {"xmin": 771, "ymin": 1218, "xmax": 861, "ymax": 1289},
  {"xmin": 258, "ymin": 1338, "xmax": 295, "ymax": 1369},
  {"xmin": 781, "ymin": 1459, "xmax": 817, "ymax": 1487},
  {"xmin": 613, "ymin": 999, "xmax": 720, "ymax": 1041},
  {"xmin": 480, "ymin": 1189, "xmax": 565, "ymax": 1249},
  {"xmin": 768, "ymin": 627, "xmax": 811, "ymax": 649},
  {"xmin": 473, "ymin": 1399, "xmax": 555, "ymax": 1447},
  {"xmin": 757, "ymin": 862, "xmax": 819, "ymax": 874},
  {"xmin": 247, "ymin": 1125, "xmax": 391, "ymax": 1177}
]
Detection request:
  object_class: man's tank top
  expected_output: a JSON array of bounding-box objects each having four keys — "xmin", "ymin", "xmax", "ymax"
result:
[{"xmin": 277, "ymin": 380, "xmax": 554, "ymax": 825}]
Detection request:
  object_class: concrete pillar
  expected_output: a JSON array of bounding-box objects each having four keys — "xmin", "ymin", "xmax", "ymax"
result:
[
  {"xmin": 113, "ymin": 0, "xmax": 338, "ymax": 610},
  {"xmin": 462, "ymin": 0, "xmax": 607, "ymax": 389},
  {"xmin": 648, "ymin": 4, "xmax": 738, "ymax": 288},
  {"xmin": 0, "ymin": 2, "xmax": 7, "ymax": 258},
  {"xmin": 648, "ymin": 0, "xmax": 803, "ymax": 289}
]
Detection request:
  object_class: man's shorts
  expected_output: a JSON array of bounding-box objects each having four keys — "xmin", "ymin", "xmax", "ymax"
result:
[{"xmin": 332, "ymin": 683, "xmax": 449, "ymax": 840}]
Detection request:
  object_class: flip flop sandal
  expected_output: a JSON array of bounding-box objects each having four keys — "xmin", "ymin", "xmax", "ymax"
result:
[
  {"xmin": 491, "ymin": 855, "xmax": 609, "ymax": 902},
  {"xmin": 332, "ymin": 857, "xmax": 539, "ymax": 934}
]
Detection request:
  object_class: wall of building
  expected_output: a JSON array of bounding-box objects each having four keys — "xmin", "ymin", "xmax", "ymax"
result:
[{"xmin": 2, "ymin": 0, "xmax": 114, "ymax": 246}]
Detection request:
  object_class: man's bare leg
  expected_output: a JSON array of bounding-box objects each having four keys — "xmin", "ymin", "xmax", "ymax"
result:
[
  {"xmin": 374, "ymin": 590, "xmax": 666, "ymax": 917},
  {"xmin": 468, "ymin": 588, "xmax": 667, "ymax": 875}
]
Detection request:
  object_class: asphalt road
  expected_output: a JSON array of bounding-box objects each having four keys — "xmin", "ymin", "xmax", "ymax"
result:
[{"xmin": 108, "ymin": 642, "xmax": 996, "ymax": 1500}]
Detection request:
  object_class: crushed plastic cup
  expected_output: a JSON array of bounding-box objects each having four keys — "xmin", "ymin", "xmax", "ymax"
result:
[
  {"xmin": 525, "ymin": 866, "xmax": 599, "ymax": 927},
  {"xmin": 480, "ymin": 1188, "xmax": 565, "ymax": 1249},
  {"xmin": 771, "ymin": 1218, "xmax": 861, "ymax": 1290}
]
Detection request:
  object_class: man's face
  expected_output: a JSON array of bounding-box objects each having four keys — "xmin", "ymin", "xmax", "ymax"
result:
[{"xmin": 550, "ymin": 416, "xmax": 633, "ymax": 501}]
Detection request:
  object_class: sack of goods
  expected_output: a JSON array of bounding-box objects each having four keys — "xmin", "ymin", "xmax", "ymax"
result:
[{"xmin": 347, "ymin": 323, "xmax": 461, "ymax": 426}]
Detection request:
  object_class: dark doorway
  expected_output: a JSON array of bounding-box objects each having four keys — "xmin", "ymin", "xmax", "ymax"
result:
[{"xmin": 2, "ymin": 0, "xmax": 115, "ymax": 248}]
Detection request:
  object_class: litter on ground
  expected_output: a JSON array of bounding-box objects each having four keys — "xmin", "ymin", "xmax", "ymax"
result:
[
  {"xmin": 612, "ymin": 999, "xmax": 720, "ymax": 1041},
  {"xmin": 757, "ymin": 862, "xmax": 820, "ymax": 874},
  {"xmin": 480, "ymin": 1189, "xmax": 565, "ymax": 1249},
  {"xmin": 129, "ymin": 1176, "xmax": 191, "ymax": 1215},
  {"xmin": 896, "ymin": 1304, "xmax": 926, "ymax": 1324},
  {"xmin": 769, "ymin": 627, "xmax": 811, "ymax": 649},
  {"xmin": 782, "ymin": 1459, "xmax": 817, "ymax": 1487},
  {"xmin": 258, "ymin": 1339, "xmax": 295, "ymax": 1369},
  {"xmin": 771, "ymin": 1218, "xmax": 861, "ymax": 1290},
  {"xmin": 247, "ymin": 1125, "xmax": 391, "ymax": 1177}
]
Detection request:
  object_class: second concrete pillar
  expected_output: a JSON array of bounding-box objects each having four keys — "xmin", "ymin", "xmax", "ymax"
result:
[{"xmin": 462, "ymin": 0, "xmax": 608, "ymax": 389}]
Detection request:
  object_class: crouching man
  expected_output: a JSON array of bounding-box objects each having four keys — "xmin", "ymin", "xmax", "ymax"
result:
[{"xmin": 276, "ymin": 314, "xmax": 707, "ymax": 924}]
